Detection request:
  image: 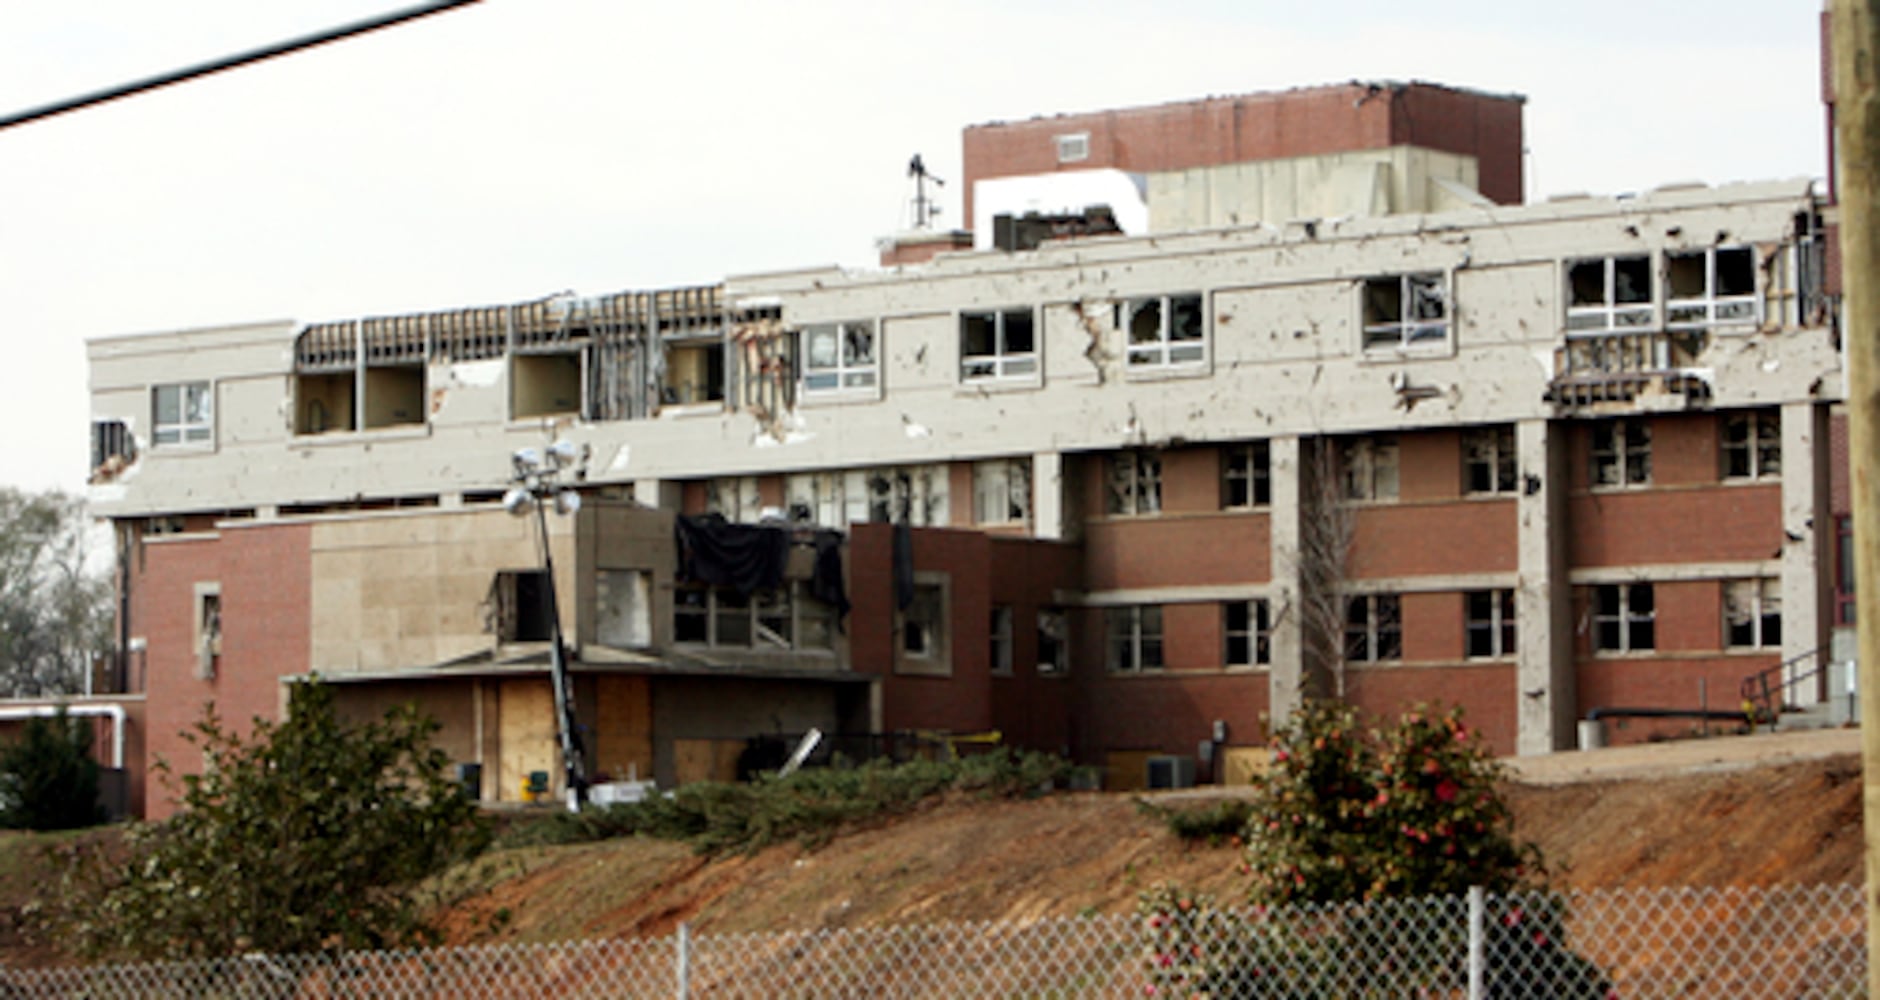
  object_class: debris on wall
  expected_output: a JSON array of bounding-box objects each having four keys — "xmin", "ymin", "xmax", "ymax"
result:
[{"xmin": 1072, "ymin": 300, "xmax": 1113, "ymax": 383}]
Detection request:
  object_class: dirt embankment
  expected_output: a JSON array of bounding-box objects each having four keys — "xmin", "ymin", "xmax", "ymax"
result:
[{"xmin": 432, "ymin": 732, "xmax": 1865, "ymax": 948}]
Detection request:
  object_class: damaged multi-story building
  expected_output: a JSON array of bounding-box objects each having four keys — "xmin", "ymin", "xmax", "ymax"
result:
[{"xmin": 79, "ymin": 80, "xmax": 1850, "ymax": 817}]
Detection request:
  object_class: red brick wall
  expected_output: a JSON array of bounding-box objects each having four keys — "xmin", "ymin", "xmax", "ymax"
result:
[
  {"xmin": 1070, "ymin": 672, "xmax": 1270, "ymax": 761},
  {"xmin": 1568, "ymin": 489, "xmax": 1780, "ymax": 568},
  {"xmin": 135, "ymin": 522, "xmax": 311, "ymax": 819},
  {"xmin": 962, "ymin": 82, "xmax": 1524, "ymax": 224},
  {"xmin": 1085, "ymin": 516, "xmax": 1271, "ymax": 590},
  {"xmin": 1346, "ymin": 664, "xmax": 1518, "ymax": 756},
  {"xmin": 1350, "ymin": 502, "xmax": 1517, "ymax": 579},
  {"xmin": 849, "ymin": 525, "xmax": 1081, "ymax": 748}
]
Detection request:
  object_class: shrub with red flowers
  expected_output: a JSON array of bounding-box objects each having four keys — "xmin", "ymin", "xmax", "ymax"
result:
[{"xmin": 1243, "ymin": 701, "xmax": 1540, "ymax": 906}]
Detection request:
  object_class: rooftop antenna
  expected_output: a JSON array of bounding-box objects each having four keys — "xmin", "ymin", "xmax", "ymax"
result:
[{"xmin": 908, "ymin": 154, "xmax": 945, "ymax": 230}]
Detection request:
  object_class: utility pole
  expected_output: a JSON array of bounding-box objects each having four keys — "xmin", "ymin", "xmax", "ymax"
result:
[{"xmin": 1831, "ymin": 3, "xmax": 1880, "ymax": 994}]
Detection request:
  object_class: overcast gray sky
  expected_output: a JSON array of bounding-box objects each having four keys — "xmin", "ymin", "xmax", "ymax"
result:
[{"xmin": 0, "ymin": 2, "xmax": 1825, "ymax": 495}]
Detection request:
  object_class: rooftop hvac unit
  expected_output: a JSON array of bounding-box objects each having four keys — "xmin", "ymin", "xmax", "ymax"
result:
[{"xmin": 1146, "ymin": 754, "xmax": 1196, "ymax": 790}]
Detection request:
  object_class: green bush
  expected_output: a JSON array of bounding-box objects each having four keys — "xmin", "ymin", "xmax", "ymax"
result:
[
  {"xmin": 1135, "ymin": 797, "xmax": 1255, "ymax": 847},
  {"xmin": 45, "ymin": 683, "xmax": 489, "ymax": 959},
  {"xmin": 0, "ymin": 708, "xmax": 104, "ymax": 831},
  {"xmin": 503, "ymin": 748, "xmax": 1070, "ymax": 854},
  {"xmin": 1243, "ymin": 701, "xmax": 1538, "ymax": 905}
]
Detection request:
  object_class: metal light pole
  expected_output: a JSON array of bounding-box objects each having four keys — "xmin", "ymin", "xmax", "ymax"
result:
[{"xmin": 504, "ymin": 441, "xmax": 588, "ymax": 811}]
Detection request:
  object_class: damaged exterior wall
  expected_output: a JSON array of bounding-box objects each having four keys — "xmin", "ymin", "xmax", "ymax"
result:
[{"xmin": 89, "ymin": 178, "xmax": 1842, "ymax": 797}]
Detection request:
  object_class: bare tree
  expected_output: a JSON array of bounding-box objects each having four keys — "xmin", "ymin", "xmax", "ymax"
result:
[
  {"xmin": 0, "ymin": 488, "xmax": 111, "ymax": 696},
  {"xmin": 1296, "ymin": 438, "xmax": 1355, "ymax": 700}
]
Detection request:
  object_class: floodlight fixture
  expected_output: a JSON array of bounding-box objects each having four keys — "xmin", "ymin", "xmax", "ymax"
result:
[{"xmin": 501, "ymin": 488, "xmax": 533, "ymax": 516}]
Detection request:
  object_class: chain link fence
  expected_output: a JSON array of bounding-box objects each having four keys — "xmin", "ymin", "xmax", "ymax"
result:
[{"xmin": 2, "ymin": 884, "xmax": 1862, "ymax": 998}]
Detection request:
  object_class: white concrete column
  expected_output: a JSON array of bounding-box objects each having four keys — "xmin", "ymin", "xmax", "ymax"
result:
[
  {"xmin": 1267, "ymin": 435, "xmax": 1306, "ymax": 723},
  {"xmin": 1780, "ymin": 402, "xmax": 1830, "ymax": 704},
  {"xmin": 1031, "ymin": 451, "xmax": 1067, "ymax": 541},
  {"xmin": 632, "ymin": 478, "xmax": 682, "ymax": 511},
  {"xmin": 1515, "ymin": 418, "xmax": 1574, "ymax": 755}
]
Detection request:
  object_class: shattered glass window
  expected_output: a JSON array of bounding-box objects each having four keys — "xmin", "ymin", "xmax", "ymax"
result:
[
  {"xmin": 1667, "ymin": 247, "xmax": 1759, "ymax": 332},
  {"xmin": 801, "ymin": 320, "xmax": 878, "ymax": 393},
  {"xmin": 1340, "ymin": 436, "xmax": 1399, "ymax": 501},
  {"xmin": 1722, "ymin": 410, "xmax": 1781, "ymax": 480},
  {"xmin": 1344, "ymin": 594, "xmax": 1401, "ymax": 663},
  {"xmin": 1567, "ymin": 256, "xmax": 1653, "ymax": 332},
  {"xmin": 1362, "ymin": 273, "xmax": 1449, "ymax": 351},
  {"xmin": 1464, "ymin": 426, "xmax": 1518, "ymax": 495},
  {"xmin": 1592, "ymin": 583, "xmax": 1655, "ymax": 653},
  {"xmin": 1124, "ymin": 294, "xmax": 1206, "ymax": 368},
  {"xmin": 1590, "ymin": 420, "xmax": 1650, "ymax": 488},
  {"xmin": 961, "ymin": 308, "xmax": 1039, "ymax": 381},
  {"xmin": 1724, "ymin": 578, "xmax": 1781, "ymax": 649},
  {"xmin": 1465, "ymin": 589, "xmax": 1516, "ymax": 658},
  {"xmin": 1223, "ymin": 599, "xmax": 1271, "ymax": 666},
  {"xmin": 1222, "ymin": 442, "xmax": 1271, "ymax": 508},
  {"xmin": 1107, "ymin": 451, "xmax": 1162, "ymax": 515},
  {"xmin": 1106, "ymin": 606, "xmax": 1164, "ymax": 672}
]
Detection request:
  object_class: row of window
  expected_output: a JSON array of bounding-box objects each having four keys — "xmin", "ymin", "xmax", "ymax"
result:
[
  {"xmin": 1101, "ymin": 412, "xmax": 1780, "ymax": 518},
  {"xmin": 1099, "ymin": 579, "xmax": 1781, "ymax": 673}
]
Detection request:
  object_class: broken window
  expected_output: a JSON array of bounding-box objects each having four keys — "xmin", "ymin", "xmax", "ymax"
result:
[
  {"xmin": 901, "ymin": 583, "xmax": 946, "ymax": 664},
  {"xmin": 1362, "ymin": 273, "xmax": 1448, "ymax": 351},
  {"xmin": 789, "ymin": 466, "xmax": 946, "ymax": 528},
  {"xmin": 294, "ymin": 372, "xmax": 356, "ymax": 435},
  {"xmin": 989, "ymin": 606, "xmax": 1014, "ymax": 675},
  {"xmin": 973, "ymin": 459, "xmax": 1031, "ymax": 526},
  {"xmin": 1464, "ymin": 426, "xmax": 1518, "ymax": 495},
  {"xmin": 673, "ymin": 582, "xmax": 833, "ymax": 650},
  {"xmin": 1566, "ymin": 256, "xmax": 1653, "ymax": 332},
  {"xmin": 152, "ymin": 381, "xmax": 213, "ymax": 447},
  {"xmin": 1106, "ymin": 450, "xmax": 1162, "ymax": 515},
  {"xmin": 1341, "ymin": 436, "xmax": 1400, "ymax": 501},
  {"xmin": 801, "ymin": 320, "xmax": 877, "ymax": 394},
  {"xmin": 1037, "ymin": 609, "xmax": 1069, "ymax": 676},
  {"xmin": 90, "ymin": 419, "xmax": 136, "ymax": 482},
  {"xmin": 1221, "ymin": 442, "xmax": 1271, "ymax": 508},
  {"xmin": 1055, "ymin": 132, "xmax": 1090, "ymax": 164},
  {"xmin": 1465, "ymin": 589, "xmax": 1517, "ymax": 659},
  {"xmin": 662, "ymin": 343, "xmax": 725, "ymax": 407},
  {"xmin": 1592, "ymin": 583, "xmax": 1655, "ymax": 653},
  {"xmin": 1591, "ymin": 420, "xmax": 1651, "ymax": 488},
  {"xmin": 961, "ymin": 308, "xmax": 1039, "ymax": 381},
  {"xmin": 594, "ymin": 569, "xmax": 652, "ymax": 649},
  {"xmin": 194, "ymin": 585, "xmax": 222, "ymax": 680},
  {"xmin": 1223, "ymin": 599, "xmax": 1272, "ymax": 666},
  {"xmin": 1106, "ymin": 605, "xmax": 1164, "ymax": 673},
  {"xmin": 488, "ymin": 569, "xmax": 553, "ymax": 643},
  {"xmin": 705, "ymin": 476, "xmax": 764, "ymax": 523},
  {"xmin": 1667, "ymin": 246, "xmax": 1758, "ymax": 332},
  {"xmin": 1721, "ymin": 410, "xmax": 1781, "ymax": 480},
  {"xmin": 1724, "ymin": 578, "xmax": 1781, "ymax": 650},
  {"xmin": 1122, "ymin": 294, "xmax": 1206, "ymax": 369},
  {"xmin": 1345, "ymin": 594, "xmax": 1402, "ymax": 663},
  {"xmin": 362, "ymin": 364, "xmax": 424, "ymax": 430},
  {"xmin": 513, "ymin": 352, "xmax": 583, "ymax": 419}
]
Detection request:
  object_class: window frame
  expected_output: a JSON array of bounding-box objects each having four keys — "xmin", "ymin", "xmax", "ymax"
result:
[
  {"xmin": 1106, "ymin": 450, "xmax": 1163, "ymax": 516},
  {"xmin": 1223, "ymin": 598, "xmax": 1272, "ymax": 667},
  {"xmin": 1037, "ymin": 608, "xmax": 1069, "ymax": 676},
  {"xmin": 959, "ymin": 307, "xmax": 1040, "ymax": 383},
  {"xmin": 1463, "ymin": 425, "xmax": 1518, "ymax": 496},
  {"xmin": 1565, "ymin": 255, "xmax": 1654, "ymax": 333},
  {"xmin": 1360, "ymin": 272, "xmax": 1450, "ymax": 354},
  {"xmin": 1341, "ymin": 436, "xmax": 1400, "ymax": 502},
  {"xmin": 672, "ymin": 581, "xmax": 835, "ymax": 652},
  {"xmin": 989, "ymin": 605, "xmax": 1014, "ymax": 676},
  {"xmin": 1723, "ymin": 578, "xmax": 1782, "ymax": 650},
  {"xmin": 1121, "ymin": 293, "xmax": 1208, "ymax": 371},
  {"xmin": 799, "ymin": 320, "xmax": 879, "ymax": 396},
  {"xmin": 1592, "ymin": 583, "xmax": 1656, "ymax": 654},
  {"xmin": 1105, "ymin": 605, "xmax": 1165, "ymax": 673},
  {"xmin": 973, "ymin": 458, "xmax": 1032, "ymax": 526},
  {"xmin": 1221, "ymin": 441, "xmax": 1272, "ymax": 509},
  {"xmin": 1464, "ymin": 589, "xmax": 1517, "ymax": 659},
  {"xmin": 1590, "ymin": 420, "xmax": 1652, "ymax": 489},
  {"xmin": 152, "ymin": 381, "xmax": 214, "ymax": 449},
  {"xmin": 1721, "ymin": 410, "xmax": 1782, "ymax": 481},
  {"xmin": 1666, "ymin": 246, "xmax": 1759, "ymax": 334},
  {"xmin": 896, "ymin": 578, "xmax": 950, "ymax": 675},
  {"xmin": 1055, "ymin": 132, "xmax": 1091, "ymax": 164},
  {"xmin": 1344, "ymin": 593, "xmax": 1403, "ymax": 663}
]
